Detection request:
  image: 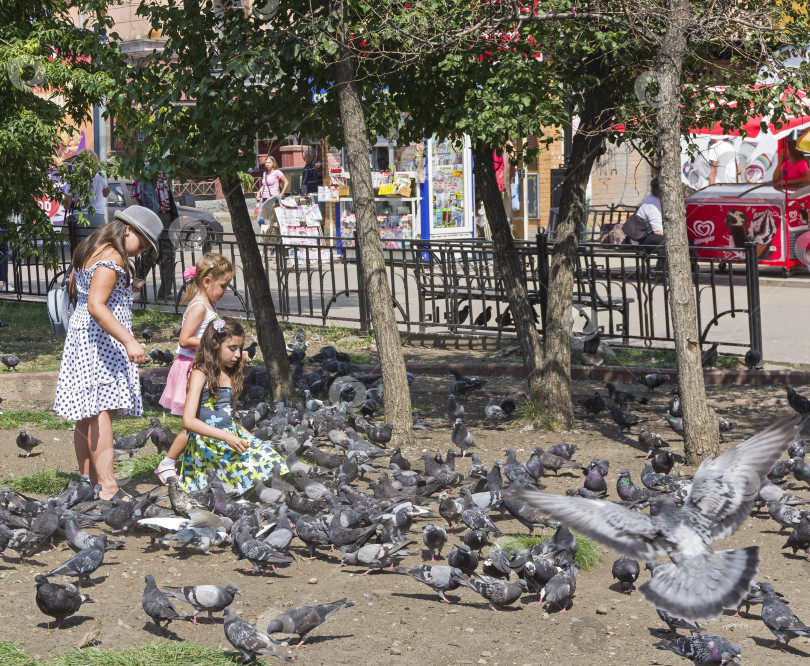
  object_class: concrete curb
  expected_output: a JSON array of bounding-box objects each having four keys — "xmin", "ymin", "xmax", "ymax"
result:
[{"xmin": 0, "ymin": 362, "xmax": 806, "ymax": 406}]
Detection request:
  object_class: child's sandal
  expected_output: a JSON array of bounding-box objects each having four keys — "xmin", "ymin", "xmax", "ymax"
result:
[{"xmin": 154, "ymin": 464, "xmax": 178, "ymax": 485}]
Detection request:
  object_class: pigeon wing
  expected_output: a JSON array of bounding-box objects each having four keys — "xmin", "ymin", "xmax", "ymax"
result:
[
  {"xmin": 688, "ymin": 415, "xmax": 802, "ymax": 539},
  {"xmin": 513, "ymin": 489, "xmax": 669, "ymax": 560}
]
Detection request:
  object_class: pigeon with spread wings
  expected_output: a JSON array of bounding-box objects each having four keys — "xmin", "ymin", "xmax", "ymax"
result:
[{"xmin": 516, "ymin": 415, "xmax": 802, "ymax": 621}]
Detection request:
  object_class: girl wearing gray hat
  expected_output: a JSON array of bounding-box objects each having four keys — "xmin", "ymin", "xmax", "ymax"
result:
[{"xmin": 53, "ymin": 205, "xmax": 163, "ymax": 501}]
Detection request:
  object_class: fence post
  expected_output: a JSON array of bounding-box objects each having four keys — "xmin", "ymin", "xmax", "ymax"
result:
[
  {"xmin": 536, "ymin": 230, "xmax": 549, "ymax": 334},
  {"xmin": 354, "ymin": 232, "xmax": 372, "ymax": 335},
  {"xmin": 744, "ymin": 240, "xmax": 763, "ymax": 356}
]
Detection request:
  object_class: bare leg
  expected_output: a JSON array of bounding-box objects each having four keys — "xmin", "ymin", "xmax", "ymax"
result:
[
  {"xmin": 165, "ymin": 430, "xmax": 190, "ymax": 461},
  {"xmin": 74, "ymin": 418, "xmax": 93, "ymax": 480},
  {"xmin": 88, "ymin": 410, "xmax": 119, "ymax": 500}
]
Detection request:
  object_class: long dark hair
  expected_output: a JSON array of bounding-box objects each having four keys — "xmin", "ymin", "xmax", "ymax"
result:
[
  {"xmin": 191, "ymin": 316, "xmax": 245, "ymax": 406},
  {"xmin": 69, "ymin": 220, "xmax": 136, "ymax": 297}
]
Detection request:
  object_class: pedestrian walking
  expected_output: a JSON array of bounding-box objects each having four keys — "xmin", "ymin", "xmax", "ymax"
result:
[
  {"xmin": 256, "ymin": 156, "xmax": 289, "ymax": 234},
  {"xmin": 132, "ymin": 165, "xmax": 179, "ymax": 300}
]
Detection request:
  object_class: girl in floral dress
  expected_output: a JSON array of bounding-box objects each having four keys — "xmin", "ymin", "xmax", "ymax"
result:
[{"xmin": 180, "ymin": 316, "xmax": 287, "ymax": 492}]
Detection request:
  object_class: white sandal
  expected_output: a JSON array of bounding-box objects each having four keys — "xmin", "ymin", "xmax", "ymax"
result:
[{"xmin": 154, "ymin": 463, "xmax": 178, "ymax": 485}]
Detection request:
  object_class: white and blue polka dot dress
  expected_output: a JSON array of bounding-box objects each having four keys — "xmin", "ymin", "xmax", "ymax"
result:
[{"xmin": 53, "ymin": 260, "xmax": 143, "ymax": 420}]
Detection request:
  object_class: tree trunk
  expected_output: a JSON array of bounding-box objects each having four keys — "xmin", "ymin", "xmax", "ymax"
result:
[
  {"xmin": 221, "ymin": 173, "xmax": 295, "ymax": 400},
  {"xmin": 332, "ymin": 5, "xmax": 414, "ymax": 449},
  {"xmin": 537, "ymin": 82, "xmax": 612, "ymax": 429},
  {"xmin": 472, "ymin": 142, "xmax": 545, "ymax": 402},
  {"xmin": 656, "ymin": 0, "xmax": 717, "ymax": 463}
]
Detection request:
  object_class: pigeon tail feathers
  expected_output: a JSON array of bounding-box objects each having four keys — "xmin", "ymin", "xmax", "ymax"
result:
[{"xmin": 640, "ymin": 546, "xmax": 759, "ymax": 621}]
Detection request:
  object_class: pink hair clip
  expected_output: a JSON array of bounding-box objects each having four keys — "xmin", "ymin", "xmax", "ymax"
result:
[
  {"xmin": 183, "ymin": 266, "xmax": 198, "ymax": 281},
  {"xmin": 212, "ymin": 317, "xmax": 225, "ymax": 332}
]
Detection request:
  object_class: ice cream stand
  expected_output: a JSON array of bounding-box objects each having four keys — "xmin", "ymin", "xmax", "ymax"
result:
[
  {"xmin": 685, "ymin": 183, "xmax": 810, "ymax": 276},
  {"xmin": 683, "ymin": 86, "xmax": 810, "ymax": 275}
]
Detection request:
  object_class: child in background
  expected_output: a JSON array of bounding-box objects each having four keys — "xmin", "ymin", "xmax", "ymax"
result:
[
  {"xmin": 154, "ymin": 253, "xmax": 235, "ymax": 483},
  {"xmin": 180, "ymin": 317, "xmax": 287, "ymax": 492},
  {"xmin": 54, "ymin": 207, "xmax": 161, "ymax": 501}
]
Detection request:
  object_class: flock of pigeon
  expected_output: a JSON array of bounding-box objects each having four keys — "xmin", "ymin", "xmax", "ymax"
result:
[{"xmin": 3, "ymin": 332, "xmax": 810, "ymax": 663}]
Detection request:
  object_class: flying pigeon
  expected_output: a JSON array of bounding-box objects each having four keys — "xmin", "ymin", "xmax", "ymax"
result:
[{"xmin": 516, "ymin": 415, "xmax": 803, "ymax": 621}]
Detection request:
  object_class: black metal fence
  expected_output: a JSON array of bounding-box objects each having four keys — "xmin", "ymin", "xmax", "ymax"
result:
[{"xmin": 0, "ymin": 222, "xmax": 763, "ymax": 355}]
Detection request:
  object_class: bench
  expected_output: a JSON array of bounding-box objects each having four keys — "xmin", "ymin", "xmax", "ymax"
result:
[{"xmin": 409, "ymin": 239, "xmax": 634, "ymax": 338}]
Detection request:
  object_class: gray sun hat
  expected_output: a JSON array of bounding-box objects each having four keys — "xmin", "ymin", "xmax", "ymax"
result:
[{"xmin": 114, "ymin": 205, "xmax": 163, "ymax": 252}]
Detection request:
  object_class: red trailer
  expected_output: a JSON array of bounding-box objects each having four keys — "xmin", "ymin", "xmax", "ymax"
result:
[{"xmin": 685, "ymin": 183, "xmax": 810, "ymax": 277}]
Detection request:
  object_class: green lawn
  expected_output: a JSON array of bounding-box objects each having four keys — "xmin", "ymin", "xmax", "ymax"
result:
[{"xmin": 0, "ymin": 639, "xmax": 244, "ymax": 666}]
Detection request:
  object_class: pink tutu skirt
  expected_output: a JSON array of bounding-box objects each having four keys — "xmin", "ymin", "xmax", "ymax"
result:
[{"xmin": 159, "ymin": 355, "xmax": 194, "ymax": 415}]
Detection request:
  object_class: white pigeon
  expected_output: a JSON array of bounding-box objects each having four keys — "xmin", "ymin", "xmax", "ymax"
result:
[{"xmin": 516, "ymin": 415, "xmax": 802, "ymax": 621}]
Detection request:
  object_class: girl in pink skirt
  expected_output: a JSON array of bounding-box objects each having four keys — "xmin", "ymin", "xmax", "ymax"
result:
[{"xmin": 154, "ymin": 253, "xmax": 236, "ymax": 483}]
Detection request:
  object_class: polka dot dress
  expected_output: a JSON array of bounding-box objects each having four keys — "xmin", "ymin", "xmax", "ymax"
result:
[{"xmin": 53, "ymin": 260, "xmax": 143, "ymax": 420}]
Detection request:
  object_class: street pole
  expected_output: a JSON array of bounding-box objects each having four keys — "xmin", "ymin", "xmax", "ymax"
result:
[{"xmin": 521, "ymin": 165, "xmax": 528, "ymax": 240}]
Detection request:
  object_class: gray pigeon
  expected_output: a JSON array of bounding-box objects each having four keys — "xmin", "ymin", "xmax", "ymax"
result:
[
  {"xmin": 540, "ymin": 564, "xmax": 579, "ymax": 612},
  {"xmin": 47, "ymin": 535, "xmax": 107, "ymax": 586},
  {"xmin": 733, "ymin": 581, "xmax": 766, "ymax": 617},
  {"xmin": 265, "ymin": 598, "xmax": 355, "ymax": 646},
  {"xmin": 340, "ymin": 540, "xmax": 416, "ymax": 574},
  {"xmin": 223, "ymin": 606, "xmax": 292, "ymax": 662},
  {"xmin": 142, "ymin": 574, "xmax": 187, "ymax": 634},
  {"xmin": 483, "ymin": 398, "xmax": 507, "ymax": 426},
  {"xmin": 34, "ymin": 574, "xmax": 93, "ymax": 628},
  {"xmin": 458, "ymin": 573, "xmax": 528, "ymax": 611},
  {"xmin": 393, "ymin": 564, "xmax": 466, "ymax": 603},
  {"xmin": 654, "ymin": 634, "xmax": 741, "ymax": 665},
  {"xmin": 760, "ymin": 582, "xmax": 810, "ymax": 647},
  {"xmin": 611, "ymin": 556, "xmax": 640, "ymax": 593},
  {"xmin": 451, "ymin": 419, "xmax": 475, "ymax": 456},
  {"xmin": 516, "ymin": 415, "xmax": 802, "ymax": 621},
  {"xmin": 163, "ymin": 584, "xmax": 240, "ymax": 624},
  {"xmin": 16, "ymin": 429, "xmax": 42, "ymax": 458},
  {"xmin": 422, "ymin": 524, "xmax": 447, "ymax": 561}
]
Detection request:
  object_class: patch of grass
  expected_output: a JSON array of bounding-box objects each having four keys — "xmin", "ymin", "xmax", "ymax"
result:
[
  {"xmin": 0, "ymin": 410, "xmax": 74, "ymax": 431},
  {"xmin": 513, "ymin": 398, "xmax": 563, "ymax": 431},
  {"xmin": 114, "ymin": 406, "xmax": 183, "ymax": 437},
  {"xmin": 498, "ymin": 530, "xmax": 602, "ymax": 571},
  {"xmin": 411, "ymin": 399, "xmax": 436, "ymax": 413},
  {"xmin": 0, "ymin": 639, "xmax": 243, "ymax": 666},
  {"xmin": 612, "ymin": 346, "xmax": 677, "ymax": 369},
  {"xmin": 716, "ymin": 354, "xmax": 740, "ymax": 370},
  {"xmin": 0, "ymin": 640, "xmax": 37, "ymax": 666},
  {"xmin": 114, "ymin": 452, "xmax": 164, "ymax": 481},
  {"xmin": 0, "ymin": 301, "xmax": 64, "ymax": 372},
  {"xmin": 349, "ymin": 353, "xmax": 375, "ymax": 365},
  {"xmin": 132, "ymin": 309, "xmax": 183, "ymax": 333},
  {"xmin": 1, "ymin": 469, "xmax": 80, "ymax": 496}
]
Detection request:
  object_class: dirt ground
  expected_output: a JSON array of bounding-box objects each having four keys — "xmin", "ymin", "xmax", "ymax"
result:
[{"xmin": 0, "ymin": 373, "xmax": 808, "ymax": 665}]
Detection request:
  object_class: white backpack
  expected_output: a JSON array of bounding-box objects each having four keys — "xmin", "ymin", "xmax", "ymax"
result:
[{"xmin": 47, "ymin": 268, "xmax": 74, "ymax": 335}]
